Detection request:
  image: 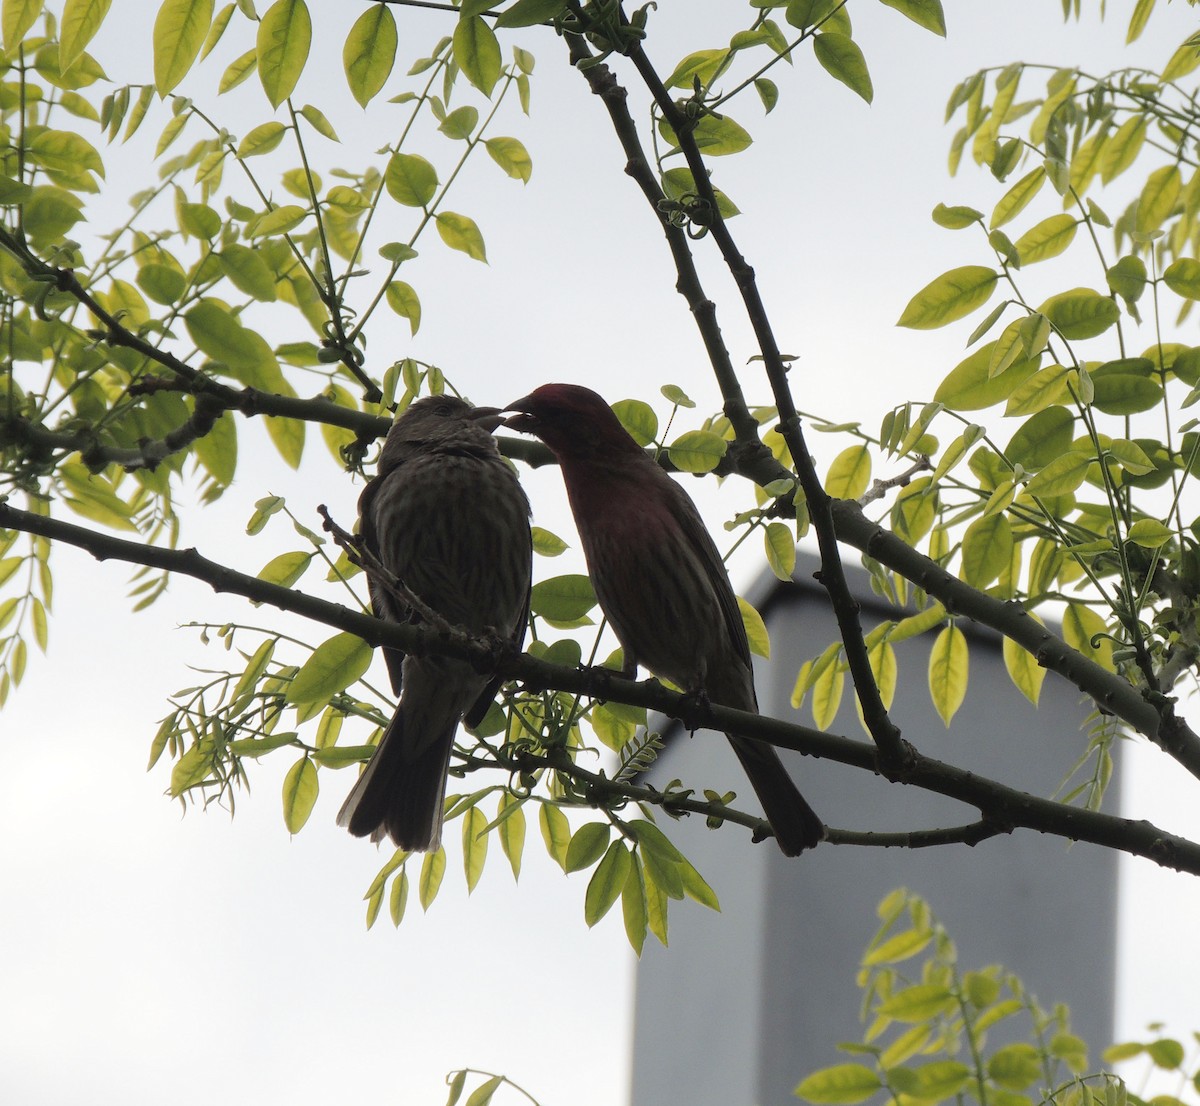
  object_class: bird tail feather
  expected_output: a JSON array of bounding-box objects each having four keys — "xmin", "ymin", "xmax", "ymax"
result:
[
  {"xmin": 336, "ymin": 700, "xmax": 459, "ymax": 853},
  {"xmin": 728, "ymin": 734, "xmax": 824, "ymax": 857}
]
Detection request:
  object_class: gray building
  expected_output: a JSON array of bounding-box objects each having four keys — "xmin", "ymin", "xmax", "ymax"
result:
[{"xmin": 631, "ymin": 554, "xmax": 1117, "ymax": 1106}]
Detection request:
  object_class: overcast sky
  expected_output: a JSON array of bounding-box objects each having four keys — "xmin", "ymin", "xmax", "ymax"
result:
[{"xmin": 3, "ymin": 2, "xmax": 1200, "ymax": 1104}]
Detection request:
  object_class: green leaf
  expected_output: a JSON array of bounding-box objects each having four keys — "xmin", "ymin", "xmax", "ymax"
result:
[
  {"xmin": 812, "ymin": 32, "xmax": 873, "ymax": 103},
  {"xmin": 282, "ymin": 756, "xmax": 318, "ymax": 833},
  {"xmin": 1106, "ymin": 255, "xmax": 1147, "ymax": 303},
  {"xmin": 237, "ymin": 121, "xmax": 288, "ymax": 157},
  {"xmin": 531, "ymin": 526, "xmax": 568, "ymax": 557},
  {"xmin": 933, "ymin": 341, "xmax": 1038, "ymax": 410},
  {"xmin": 565, "ymin": 822, "xmax": 610, "ymax": 873},
  {"xmin": 3, "ymin": 0, "xmax": 43, "ymax": 54},
  {"xmin": 988, "ymin": 1043, "xmax": 1042, "ymax": 1090},
  {"xmin": 29, "ymin": 129, "xmax": 104, "ymax": 177},
  {"xmin": 668, "ymin": 429, "xmax": 727, "ymax": 473},
  {"xmin": 462, "ymin": 806, "xmax": 488, "ymax": 892},
  {"xmin": 764, "ymin": 521, "xmax": 796, "ymax": 582},
  {"xmin": 880, "ymin": 982, "xmax": 957, "ymax": 1021},
  {"xmin": 539, "ymin": 803, "xmax": 571, "ymax": 870},
  {"xmin": 1040, "ymin": 288, "xmax": 1119, "ymax": 340},
  {"xmin": 931, "ymin": 203, "xmax": 982, "ymax": 229},
  {"xmin": 826, "ymin": 444, "xmax": 871, "ymax": 498},
  {"xmin": 529, "ymin": 573, "xmax": 595, "ymax": 621},
  {"xmin": 990, "ymin": 166, "xmax": 1045, "ymax": 229},
  {"xmin": 385, "ymin": 281, "xmax": 421, "ymax": 335},
  {"xmin": 465, "ymin": 1075, "xmax": 503, "ymax": 1106},
  {"xmin": 689, "ymin": 113, "xmax": 753, "ymax": 156},
  {"xmin": 257, "ymin": 550, "xmax": 312, "ymax": 588},
  {"xmin": 1014, "ymin": 213, "xmax": 1077, "ymax": 264},
  {"xmin": 453, "ymin": 15, "xmax": 501, "ymax": 96},
  {"xmin": 1164, "ymin": 258, "xmax": 1200, "ymax": 300},
  {"xmin": 622, "ymin": 853, "xmax": 648, "ymax": 956},
  {"xmin": 1091, "ymin": 360, "xmax": 1162, "ymax": 415},
  {"xmin": 439, "ymin": 105, "xmax": 479, "ymax": 141},
  {"xmin": 1099, "ymin": 116, "xmax": 1145, "ymax": 184},
  {"xmin": 485, "ymin": 136, "xmax": 532, "ymax": 182},
  {"xmin": 419, "ymin": 847, "xmax": 446, "ymax": 910},
  {"xmin": 1003, "ymin": 634, "xmax": 1045, "ymax": 705},
  {"xmin": 497, "ymin": 794, "xmax": 525, "ymax": 879},
  {"xmin": 495, "ymin": 0, "xmax": 566, "ymax": 28},
  {"xmin": 435, "ymin": 211, "xmax": 487, "ymax": 261},
  {"xmin": 343, "ymin": 2, "xmax": 396, "ymax": 107},
  {"xmin": 584, "ymin": 841, "xmax": 631, "ymax": 926},
  {"xmin": 928, "ymin": 625, "xmax": 967, "ymax": 726},
  {"xmin": 664, "ymin": 48, "xmax": 730, "ymax": 90},
  {"xmin": 795, "ymin": 1064, "xmax": 883, "ymax": 1105},
  {"xmin": 1062, "ymin": 602, "xmax": 1113, "ymax": 670},
  {"xmin": 257, "ymin": 0, "xmax": 311, "ymax": 109},
  {"xmin": 154, "ymin": 0, "xmax": 215, "ymax": 95},
  {"xmin": 877, "ymin": 0, "xmax": 945, "ymax": 34},
  {"xmin": 1136, "ymin": 164, "xmax": 1180, "ymax": 235},
  {"xmin": 738, "ymin": 596, "xmax": 770, "ymax": 659},
  {"xmin": 1025, "ymin": 451, "xmax": 1090, "ymax": 497},
  {"xmin": 611, "ymin": 399, "xmax": 658, "ymax": 445},
  {"xmin": 60, "ymin": 0, "xmax": 111, "ymax": 74},
  {"xmin": 1127, "ymin": 519, "xmax": 1174, "ymax": 548},
  {"xmin": 385, "ymin": 151, "xmax": 438, "ymax": 207},
  {"xmin": 1006, "ymin": 406, "xmax": 1074, "ymax": 468},
  {"xmin": 220, "ymin": 243, "xmax": 277, "ymax": 301},
  {"xmin": 286, "ymin": 631, "xmax": 373, "ymax": 703},
  {"xmin": 960, "ymin": 514, "xmax": 1012, "ymax": 588},
  {"xmin": 898, "ymin": 265, "xmax": 998, "ymax": 330},
  {"xmin": 388, "ymin": 869, "xmax": 409, "ymax": 926}
]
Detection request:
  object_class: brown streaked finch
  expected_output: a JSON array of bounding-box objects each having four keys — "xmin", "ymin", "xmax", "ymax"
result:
[
  {"xmin": 337, "ymin": 395, "xmax": 532, "ymax": 851},
  {"xmin": 505, "ymin": 383, "xmax": 823, "ymax": 856}
]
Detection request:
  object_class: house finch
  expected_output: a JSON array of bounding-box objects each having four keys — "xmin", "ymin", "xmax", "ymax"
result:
[
  {"xmin": 337, "ymin": 395, "xmax": 532, "ymax": 851},
  {"xmin": 505, "ymin": 383, "xmax": 823, "ymax": 856}
]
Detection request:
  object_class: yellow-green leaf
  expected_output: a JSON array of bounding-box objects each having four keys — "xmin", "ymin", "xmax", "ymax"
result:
[
  {"xmin": 898, "ymin": 265, "xmax": 998, "ymax": 330},
  {"xmin": 826, "ymin": 444, "xmax": 871, "ymax": 498},
  {"xmin": 257, "ymin": 0, "xmax": 311, "ymax": 109},
  {"xmin": 3, "ymin": 0, "xmax": 43, "ymax": 54},
  {"xmin": 738, "ymin": 595, "xmax": 770, "ymax": 659},
  {"xmin": 1127, "ymin": 519, "xmax": 1174, "ymax": 548},
  {"xmin": 878, "ymin": 0, "xmax": 945, "ymax": 35},
  {"xmin": 453, "ymin": 14, "xmax": 501, "ymax": 96},
  {"xmin": 565, "ymin": 821, "xmax": 610, "ymax": 873},
  {"xmin": 795, "ymin": 1064, "xmax": 883, "ymax": 1105},
  {"xmin": 622, "ymin": 853, "xmax": 648, "ymax": 956},
  {"xmin": 343, "ymin": 2, "xmax": 396, "ymax": 107},
  {"xmin": 928, "ymin": 624, "xmax": 967, "ymax": 725},
  {"xmin": 764, "ymin": 521, "xmax": 796, "ymax": 582},
  {"xmin": 60, "ymin": 0, "xmax": 111, "ymax": 74},
  {"xmin": 1015, "ymin": 213, "xmax": 1077, "ymax": 264},
  {"xmin": 462, "ymin": 805, "xmax": 488, "ymax": 892},
  {"xmin": 419, "ymin": 847, "xmax": 446, "ymax": 910},
  {"xmin": 286, "ymin": 631, "xmax": 372, "ymax": 703},
  {"xmin": 990, "ymin": 166, "xmax": 1045, "ymax": 230},
  {"xmin": 812, "ymin": 32, "xmax": 873, "ymax": 103},
  {"xmin": 1003, "ymin": 635, "xmax": 1045, "ymax": 705},
  {"xmin": 668, "ymin": 429, "xmax": 727, "ymax": 473},
  {"xmin": 485, "ymin": 136, "xmax": 532, "ymax": 182},
  {"xmin": 435, "ymin": 211, "xmax": 486, "ymax": 261},
  {"xmin": 282, "ymin": 755, "xmax": 318, "ymax": 833},
  {"xmin": 584, "ymin": 841, "xmax": 631, "ymax": 927},
  {"xmin": 1040, "ymin": 287, "xmax": 1119, "ymax": 340},
  {"xmin": 539, "ymin": 803, "xmax": 570, "ymax": 870},
  {"xmin": 154, "ymin": 0, "xmax": 214, "ymax": 95}
]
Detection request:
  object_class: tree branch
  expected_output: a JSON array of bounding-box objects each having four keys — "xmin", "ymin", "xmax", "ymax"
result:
[{"xmin": 3, "ymin": 497, "xmax": 1199, "ymax": 874}]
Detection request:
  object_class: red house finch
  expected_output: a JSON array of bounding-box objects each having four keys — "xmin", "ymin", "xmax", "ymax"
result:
[
  {"xmin": 505, "ymin": 383, "xmax": 822, "ymax": 856},
  {"xmin": 338, "ymin": 395, "xmax": 532, "ymax": 851}
]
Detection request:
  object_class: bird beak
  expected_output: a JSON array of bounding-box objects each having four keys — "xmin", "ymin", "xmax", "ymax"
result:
[
  {"xmin": 466, "ymin": 405, "xmax": 505, "ymax": 432},
  {"xmin": 502, "ymin": 395, "xmax": 539, "ymax": 435}
]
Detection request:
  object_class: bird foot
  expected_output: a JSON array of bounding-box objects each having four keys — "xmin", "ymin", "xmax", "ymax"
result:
[{"xmin": 676, "ymin": 689, "xmax": 715, "ymax": 734}]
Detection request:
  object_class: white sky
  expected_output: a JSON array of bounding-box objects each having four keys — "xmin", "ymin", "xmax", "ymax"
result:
[{"xmin": 3, "ymin": 2, "xmax": 1200, "ymax": 1104}]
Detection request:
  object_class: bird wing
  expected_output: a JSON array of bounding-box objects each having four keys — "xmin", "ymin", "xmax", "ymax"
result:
[
  {"xmin": 358, "ymin": 469, "xmax": 408, "ymax": 696},
  {"xmin": 666, "ymin": 478, "xmax": 753, "ymax": 670}
]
